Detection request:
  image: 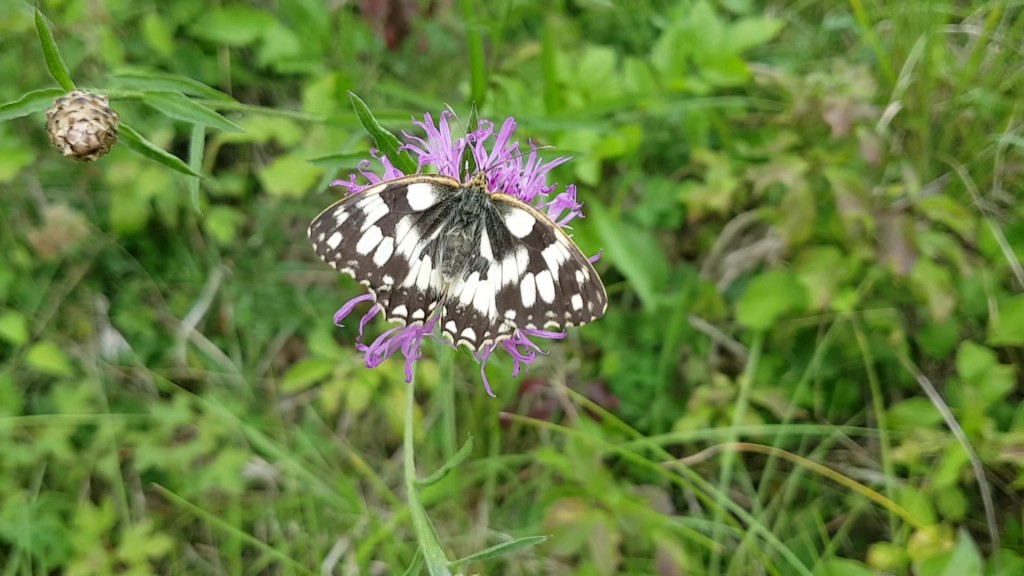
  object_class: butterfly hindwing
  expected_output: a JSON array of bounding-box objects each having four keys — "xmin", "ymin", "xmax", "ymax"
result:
[{"xmin": 438, "ymin": 192, "xmax": 608, "ymax": 349}]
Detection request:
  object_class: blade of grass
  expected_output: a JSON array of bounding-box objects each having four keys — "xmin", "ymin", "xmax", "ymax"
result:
[
  {"xmin": 847, "ymin": 0, "xmax": 895, "ymax": 84},
  {"xmin": 418, "ymin": 435, "xmax": 473, "ymax": 487},
  {"xmin": 678, "ymin": 442, "xmax": 926, "ymax": 530},
  {"xmin": 502, "ymin": 411, "xmax": 815, "ymax": 576},
  {"xmin": 153, "ymin": 485, "xmax": 316, "ymax": 576},
  {"xmin": 851, "ymin": 314, "xmax": 897, "ymax": 540},
  {"xmin": 896, "ymin": 348, "xmax": 999, "ymax": 551},
  {"xmin": 449, "ymin": 536, "xmax": 548, "ymax": 567},
  {"xmin": 708, "ymin": 330, "xmax": 764, "ymax": 576},
  {"xmin": 188, "ymin": 124, "xmax": 205, "ymax": 213}
]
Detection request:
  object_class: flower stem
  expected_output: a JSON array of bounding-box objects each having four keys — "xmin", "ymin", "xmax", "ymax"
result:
[{"xmin": 404, "ymin": 370, "xmax": 452, "ymax": 575}]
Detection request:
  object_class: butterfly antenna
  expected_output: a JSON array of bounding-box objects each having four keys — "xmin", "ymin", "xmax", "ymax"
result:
[{"xmin": 479, "ymin": 143, "xmax": 559, "ymax": 179}]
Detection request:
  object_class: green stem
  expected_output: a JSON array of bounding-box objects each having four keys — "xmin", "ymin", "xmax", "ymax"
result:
[
  {"xmin": 439, "ymin": 351, "xmax": 456, "ymax": 460},
  {"xmin": 404, "ymin": 372, "xmax": 452, "ymax": 575},
  {"xmin": 459, "ymin": 0, "xmax": 487, "ymax": 107}
]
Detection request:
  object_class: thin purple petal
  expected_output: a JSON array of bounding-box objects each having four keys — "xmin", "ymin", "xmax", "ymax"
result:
[
  {"xmin": 334, "ymin": 293, "xmax": 376, "ymax": 325},
  {"xmin": 475, "ymin": 345, "xmax": 497, "ymax": 398},
  {"xmin": 358, "ymin": 305, "xmax": 381, "ymax": 341}
]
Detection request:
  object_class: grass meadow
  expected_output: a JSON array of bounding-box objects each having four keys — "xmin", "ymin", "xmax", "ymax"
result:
[{"xmin": 1, "ymin": 0, "xmax": 1023, "ymax": 574}]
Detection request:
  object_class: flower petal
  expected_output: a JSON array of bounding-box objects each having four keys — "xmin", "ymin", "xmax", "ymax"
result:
[{"xmin": 334, "ymin": 293, "xmax": 376, "ymax": 326}]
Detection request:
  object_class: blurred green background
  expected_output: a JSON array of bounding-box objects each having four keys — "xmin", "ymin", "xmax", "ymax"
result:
[{"xmin": 2, "ymin": 0, "xmax": 1023, "ymax": 574}]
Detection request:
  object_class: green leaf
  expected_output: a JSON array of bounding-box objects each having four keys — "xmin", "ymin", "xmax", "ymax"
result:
[
  {"xmin": 0, "ymin": 144, "xmax": 35, "ymax": 184},
  {"xmin": 109, "ymin": 185, "xmax": 152, "ymax": 236},
  {"xmin": 458, "ymin": 102, "xmax": 480, "ymax": 175},
  {"xmin": 306, "ymin": 151, "xmax": 372, "ymax": 171},
  {"xmin": 917, "ymin": 195, "xmax": 975, "ymax": 240},
  {"xmin": 915, "ymin": 530, "xmax": 983, "ymax": 576},
  {"xmin": 281, "ymin": 359, "xmax": 334, "ymax": 393},
  {"xmin": 257, "ymin": 22, "xmax": 303, "ymax": 69},
  {"xmin": 818, "ymin": 558, "xmax": 877, "ymax": 576},
  {"xmin": 727, "ymin": 17, "xmax": 784, "ymax": 53},
  {"xmin": 0, "ymin": 311, "xmax": 29, "ymax": 346},
  {"xmin": 142, "ymin": 92, "xmax": 243, "ymax": 133},
  {"xmin": 449, "ymin": 535, "xmax": 549, "ymax": 567},
  {"xmin": 400, "ymin": 551, "xmax": 424, "ymax": 576},
  {"xmin": 188, "ymin": 124, "xmax": 205, "ymax": 212},
  {"xmin": 956, "ymin": 341, "xmax": 995, "ymax": 381},
  {"xmin": 988, "ymin": 294, "xmax": 1024, "ymax": 346},
  {"xmin": 932, "ymin": 444, "xmax": 970, "ymax": 488},
  {"xmin": 909, "ymin": 259, "xmax": 956, "ymax": 321},
  {"xmin": 141, "ymin": 12, "xmax": 175, "ymax": 57},
  {"xmin": 956, "ymin": 341, "xmax": 1015, "ymax": 409},
  {"xmin": 259, "ymin": 155, "xmax": 323, "ymax": 197},
  {"xmin": 0, "ymin": 88, "xmax": 65, "ymax": 122},
  {"xmin": 418, "ymin": 436, "xmax": 473, "ymax": 487},
  {"xmin": 188, "ymin": 8, "xmax": 275, "ymax": 47},
  {"xmin": 889, "ymin": 397, "xmax": 944, "ymax": 431},
  {"xmin": 119, "ymin": 123, "xmax": 201, "ymax": 177},
  {"xmin": 116, "ymin": 521, "xmax": 173, "ymax": 564},
  {"xmin": 219, "ymin": 115, "xmax": 304, "ymax": 147},
  {"xmin": 348, "ymin": 92, "xmax": 418, "ymax": 175},
  {"xmin": 988, "ymin": 550, "xmax": 1024, "ymax": 576},
  {"xmin": 34, "ymin": 9, "xmax": 75, "ymax": 91},
  {"xmin": 25, "ymin": 341, "xmax": 73, "ymax": 377},
  {"xmin": 587, "ymin": 200, "xmax": 669, "ymax": 310},
  {"xmin": 112, "ymin": 71, "xmax": 235, "ymax": 102},
  {"xmin": 736, "ymin": 270, "xmax": 809, "ymax": 330},
  {"xmin": 917, "ymin": 317, "xmax": 961, "ymax": 359},
  {"xmin": 202, "ymin": 205, "xmax": 246, "ymax": 246}
]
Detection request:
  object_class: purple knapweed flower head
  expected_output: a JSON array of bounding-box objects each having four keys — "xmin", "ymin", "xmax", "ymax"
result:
[{"xmin": 330, "ymin": 111, "xmax": 592, "ymax": 396}]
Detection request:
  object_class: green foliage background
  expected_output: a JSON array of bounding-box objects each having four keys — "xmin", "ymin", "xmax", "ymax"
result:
[{"xmin": 1, "ymin": 0, "xmax": 1023, "ymax": 574}]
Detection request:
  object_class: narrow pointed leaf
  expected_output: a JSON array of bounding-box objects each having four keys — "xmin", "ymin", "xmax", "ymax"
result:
[
  {"xmin": 142, "ymin": 92, "xmax": 244, "ymax": 133},
  {"xmin": 457, "ymin": 102, "xmax": 480, "ymax": 176},
  {"xmin": 112, "ymin": 72, "xmax": 235, "ymax": 102},
  {"xmin": 188, "ymin": 124, "xmax": 206, "ymax": 212},
  {"xmin": 348, "ymin": 92, "xmax": 417, "ymax": 174},
  {"xmin": 400, "ymin": 551, "xmax": 424, "ymax": 576},
  {"xmin": 34, "ymin": 9, "xmax": 75, "ymax": 92},
  {"xmin": 449, "ymin": 536, "xmax": 549, "ymax": 567},
  {"xmin": 0, "ymin": 88, "xmax": 65, "ymax": 122},
  {"xmin": 306, "ymin": 151, "xmax": 370, "ymax": 170},
  {"xmin": 119, "ymin": 123, "xmax": 202, "ymax": 177},
  {"xmin": 417, "ymin": 436, "xmax": 473, "ymax": 487}
]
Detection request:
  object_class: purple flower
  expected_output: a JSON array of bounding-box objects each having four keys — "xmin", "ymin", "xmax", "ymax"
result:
[{"xmin": 329, "ymin": 111, "xmax": 590, "ymax": 396}]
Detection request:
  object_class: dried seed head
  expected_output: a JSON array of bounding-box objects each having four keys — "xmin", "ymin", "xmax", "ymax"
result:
[{"xmin": 45, "ymin": 90, "xmax": 120, "ymax": 162}]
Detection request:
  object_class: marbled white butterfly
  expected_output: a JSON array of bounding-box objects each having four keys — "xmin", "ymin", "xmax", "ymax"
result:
[{"xmin": 308, "ymin": 172, "xmax": 607, "ymax": 350}]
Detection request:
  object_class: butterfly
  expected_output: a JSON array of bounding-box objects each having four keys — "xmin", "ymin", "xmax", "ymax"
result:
[{"xmin": 308, "ymin": 172, "xmax": 607, "ymax": 350}]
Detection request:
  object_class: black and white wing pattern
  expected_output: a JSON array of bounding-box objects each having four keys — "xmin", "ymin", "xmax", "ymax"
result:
[{"xmin": 309, "ymin": 174, "xmax": 607, "ymax": 350}]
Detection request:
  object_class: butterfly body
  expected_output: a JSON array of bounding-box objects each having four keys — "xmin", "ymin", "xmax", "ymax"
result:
[{"xmin": 309, "ymin": 174, "xmax": 607, "ymax": 350}]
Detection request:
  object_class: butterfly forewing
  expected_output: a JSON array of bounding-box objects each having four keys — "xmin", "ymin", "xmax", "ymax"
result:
[
  {"xmin": 308, "ymin": 175, "xmax": 462, "ymax": 324},
  {"xmin": 309, "ymin": 174, "xmax": 608, "ymax": 351}
]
